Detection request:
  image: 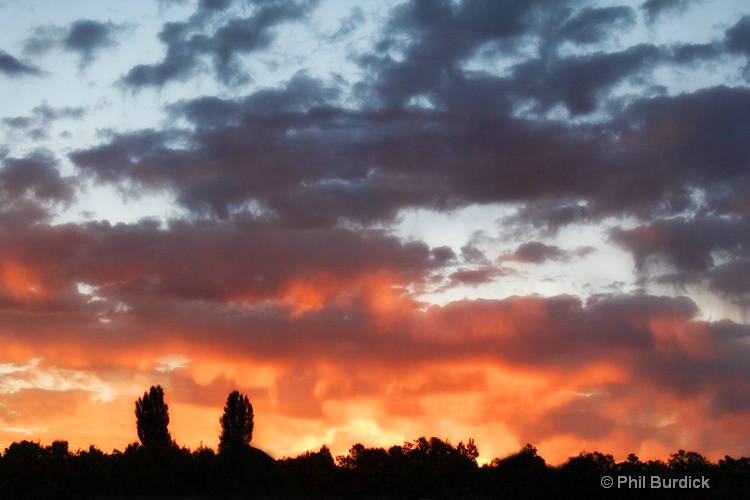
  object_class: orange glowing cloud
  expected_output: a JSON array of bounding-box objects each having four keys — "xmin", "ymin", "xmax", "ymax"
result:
[
  {"xmin": 0, "ymin": 260, "xmax": 46, "ymax": 300},
  {"xmin": 1, "ymin": 275, "xmax": 749, "ymax": 466}
]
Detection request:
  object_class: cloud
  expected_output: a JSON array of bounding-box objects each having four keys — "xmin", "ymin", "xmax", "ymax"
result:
[
  {"xmin": 59, "ymin": 1, "xmax": 745, "ymax": 236},
  {"xmin": 121, "ymin": 0, "xmax": 319, "ymax": 88},
  {"xmin": 511, "ymin": 44, "xmax": 661, "ymax": 115},
  {"xmin": 726, "ymin": 15, "xmax": 750, "ymax": 72},
  {"xmin": 513, "ymin": 394, "xmax": 616, "ymax": 443},
  {"xmin": 640, "ymin": 0, "xmax": 701, "ymax": 21},
  {"xmin": 611, "ymin": 216, "xmax": 750, "ymax": 272},
  {"xmin": 23, "ymin": 20, "xmax": 123, "ymax": 68},
  {"xmin": 0, "ymin": 50, "xmax": 42, "ymax": 77},
  {"xmin": 2, "ymin": 103, "xmax": 86, "ymax": 140},
  {"xmin": 360, "ymin": 0, "xmax": 576, "ymax": 110},
  {"xmin": 447, "ymin": 267, "xmax": 507, "ymax": 286},
  {"xmin": 64, "ymin": 20, "xmax": 121, "ymax": 66},
  {"xmin": 157, "ymin": 0, "xmax": 189, "ymax": 7},
  {"xmin": 658, "ymin": 258, "xmax": 750, "ymax": 307},
  {"xmin": 0, "ymin": 151, "xmax": 76, "ymax": 227},
  {"xmin": 73, "ymin": 72, "xmax": 598, "ymax": 223},
  {"xmin": 0, "ymin": 217, "xmax": 450, "ymax": 324},
  {"xmin": 1, "ymin": 152, "xmax": 74, "ymax": 204},
  {"xmin": 1, "ymin": 116, "xmax": 33, "ymax": 130},
  {"xmin": 21, "ymin": 26, "xmax": 67, "ymax": 55},
  {"xmin": 556, "ymin": 6, "xmax": 637, "ymax": 45},
  {"xmin": 71, "ymin": 79, "xmax": 750, "ymax": 231},
  {"xmin": 502, "ymin": 242, "xmax": 594, "ymax": 265},
  {"xmin": 331, "ymin": 6, "xmax": 365, "ymax": 40},
  {"xmin": 120, "ymin": 22, "xmax": 198, "ymax": 88},
  {"xmin": 707, "ymin": 259, "xmax": 750, "ymax": 297},
  {"xmin": 0, "ymin": 217, "xmax": 716, "ymax": 378},
  {"xmin": 618, "ymin": 86, "xmax": 750, "ymax": 181}
]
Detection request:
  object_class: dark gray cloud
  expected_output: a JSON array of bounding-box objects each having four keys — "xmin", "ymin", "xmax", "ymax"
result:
[
  {"xmin": 669, "ymin": 41, "xmax": 723, "ymax": 64},
  {"xmin": 658, "ymin": 258, "xmax": 750, "ymax": 302},
  {"xmin": 22, "ymin": 26, "xmax": 67, "ymax": 55},
  {"xmin": 582, "ymin": 85, "xmax": 750, "ymax": 222},
  {"xmin": 0, "ymin": 50, "xmax": 42, "ymax": 77},
  {"xmin": 359, "ymin": 0, "xmax": 576, "ymax": 110},
  {"xmin": 611, "ymin": 216, "xmax": 750, "ymax": 272},
  {"xmin": 2, "ymin": 103, "xmax": 86, "ymax": 140},
  {"xmin": 1, "ymin": 116, "xmax": 33, "ymax": 130},
  {"xmin": 707, "ymin": 259, "xmax": 750, "ymax": 297},
  {"xmin": 726, "ymin": 15, "xmax": 750, "ymax": 71},
  {"xmin": 448, "ymin": 267, "xmax": 505, "ymax": 286},
  {"xmin": 30, "ymin": 103, "xmax": 86, "ymax": 122},
  {"xmin": 122, "ymin": 0, "xmax": 318, "ymax": 88},
  {"xmin": 156, "ymin": 0, "xmax": 189, "ymax": 7},
  {"xmin": 0, "ymin": 151, "xmax": 74, "ymax": 204},
  {"xmin": 618, "ymin": 86, "xmax": 750, "ymax": 182},
  {"xmin": 513, "ymin": 202, "xmax": 593, "ymax": 236},
  {"xmin": 0, "ymin": 151, "xmax": 75, "ymax": 226},
  {"xmin": 199, "ymin": 0, "xmax": 232, "ymax": 12},
  {"xmin": 23, "ymin": 20, "xmax": 123, "ymax": 68},
  {"xmin": 121, "ymin": 22, "xmax": 198, "ymax": 87},
  {"xmin": 71, "ymin": 89, "xmax": 591, "ymax": 224},
  {"xmin": 640, "ymin": 0, "xmax": 700, "ymax": 21},
  {"xmin": 62, "ymin": 1, "xmax": 750, "ymax": 322},
  {"xmin": 64, "ymin": 20, "xmax": 120, "ymax": 65},
  {"xmin": 460, "ymin": 244, "xmax": 490, "ymax": 266},
  {"xmin": 557, "ymin": 6, "xmax": 637, "ymax": 45},
  {"xmin": 359, "ymin": 0, "xmax": 738, "ymax": 121},
  {"xmin": 502, "ymin": 241, "xmax": 595, "ymax": 265},
  {"xmin": 70, "ymin": 79, "xmax": 750, "ymax": 231},
  {"xmin": 331, "ymin": 6, "xmax": 365, "ymax": 39},
  {"xmin": 509, "ymin": 242, "xmax": 568, "ymax": 264},
  {"xmin": 61, "ymin": 0, "xmax": 746, "ymax": 239},
  {"xmin": 357, "ymin": 1, "xmax": 706, "ymax": 116},
  {"xmin": 431, "ymin": 245, "xmax": 457, "ymax": 264},
  {"xmin": 511, "ymin": 44, "xmax": 661, "ymax": 115}
]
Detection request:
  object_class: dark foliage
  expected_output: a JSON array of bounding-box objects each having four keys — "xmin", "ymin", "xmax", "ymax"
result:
[
  {"xmin": 1, "ymin": 437, "xmax": 749, "ymax": 499},
  {"xmin": 276, "ymin": 445, "xmax": 338, "ymax": 498}
]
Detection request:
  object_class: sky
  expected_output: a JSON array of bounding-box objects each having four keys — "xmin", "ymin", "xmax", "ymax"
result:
[{"xmin": 0, "ymin": 0, "xmax": 749, "ymax": 465}]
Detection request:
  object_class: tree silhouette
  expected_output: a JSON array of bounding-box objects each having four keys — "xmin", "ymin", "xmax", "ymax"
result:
[
  {"xmin": 218, "ymin": 390, "xmax": 254, "ymax": 453},
  {"xmin": 3, "ymin": 432, "xmax": 750, "ymax": 498},
  {"xmin": 668, "ymin": 449, "xmax": 711, "ymax": 472},
  {"xmin": 134, "ymin": 385, "xmax": 172, "ymax": 449}
]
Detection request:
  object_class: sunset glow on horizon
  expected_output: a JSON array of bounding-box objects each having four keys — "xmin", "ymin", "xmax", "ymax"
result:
[{"xmin": 1, "ymin": 0, "xmax": 750, "ymax": 467}]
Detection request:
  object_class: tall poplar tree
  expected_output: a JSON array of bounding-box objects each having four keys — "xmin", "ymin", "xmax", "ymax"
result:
[
  {"xmin": 219, "ymin": 390, "xmax": 254, "ymax": 453},
  {"xmin": 135, "ymin": 385, "xmax": 172, "ymax": 449}
]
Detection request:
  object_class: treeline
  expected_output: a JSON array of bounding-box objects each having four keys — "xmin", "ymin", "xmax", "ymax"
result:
[
  {"xmin": 1, "ymin": 385, "xmax": 749, "ymax": 498},
  {"xmin": 3, "ymin": 438, "xmax": 750, "ymax": 498}
]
